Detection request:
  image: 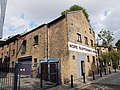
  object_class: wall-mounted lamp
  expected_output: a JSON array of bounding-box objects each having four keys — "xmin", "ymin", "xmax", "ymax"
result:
[
  {"xmin": 72, "ymin": 55, "xmax": 75, "ymax": 60},
  {"xmin": 34, "ymin": 44, "xmax": 37, "ymax": 48}
]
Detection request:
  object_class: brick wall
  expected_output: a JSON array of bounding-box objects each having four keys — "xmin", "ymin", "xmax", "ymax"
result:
[
  {"xmin": 66, "ymin": 11, "xmax": 97, "ymax": 79},
  {"xmin": 48, "ymin": 17, "xmax": 70, "ymax": 84}
]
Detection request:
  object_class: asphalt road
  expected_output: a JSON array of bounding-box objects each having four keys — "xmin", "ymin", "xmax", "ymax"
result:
[
  {"xmin": 80, "ymin": 71, "xmax": 120, "ymax": 90},
  {"xmin": 80, "ymin": 83, "xmax": 120, "ymax": 90}
]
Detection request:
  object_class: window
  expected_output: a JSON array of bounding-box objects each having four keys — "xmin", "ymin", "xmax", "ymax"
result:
[
  {"xmin": 34, "ymin": 58, "xmax": 37, "ymax": 67},
  {"xmin": 34, "ymin": 35, "xmax": 38, "ymax": 45},
  {"xmin": 12, "ymin": 61, "xmax": 14, "ymax": 67},
  {"xmin": 89, "ymin": 28, "xmax": 92, "ymax": 34},
  {"xmin": 92, "ymin": 56, "xmax": 95, "ymax": 63},
  {"xmin": 1, "ymin": 53, "xmax": 3, "ymax": 58},
  {"xmin": 84, "ymin": 36, "xmax": 88, "ymax": 45},
  {"xmin": 87, "ymin": 56, "xmax": 90, "ymax": 62},
  {"xmin": 97, "ymin": 49, "xmax": 99, "ymax": 55},
  {"xmin": 90, "ymin": 39, "xmax": 93, "ymax": 47},
  {"xmin": 0, "ymin": 58, "xmax": 2, "ymax": 65},
  {"xmin": 12, "ymin": 50, "xmax": 15, "ymax": 56},
  {"xmin": 21, "ymin": 40, "xmax": 26, "ymax": 54},
  {"xmin": 77, "ymin": 33, "xmax": 82, "ymax": 42},
  {"xmin": 6, "ymin": 51, "xmax": 9, "ymax": 56},
  {"xmin": 93, "ymin": 32, "xmax": 95, "ymax": 37}
]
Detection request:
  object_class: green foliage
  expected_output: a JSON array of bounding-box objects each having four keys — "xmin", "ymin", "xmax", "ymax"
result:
[
  {"xmin": 100, "ymin": 51, "xmax": 120, "ymax": 69},
  {"xmin": 61, "ymin": 9, "xmax": 69, "ymax": 16},
  {"xmin": 98, "ymin": 29, "xmax": 114, "ymax": 50},
  {"xmin": 100, "ymin": 52, "xmax": 109, "ymax": 61},
  {"xmin": 109, "ymin": 51, "xmax": 120, "ymax": 69},
  {"xmin": 115, "ymin": 39, "xmax": 120, "ymax": 51},
  {"xmin": 61, "ymin": 5, "xmax": 89, "ymax": 21}
]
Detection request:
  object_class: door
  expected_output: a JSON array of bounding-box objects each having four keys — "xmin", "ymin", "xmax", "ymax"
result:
[
  {"xmin": 81, "ymin": 61, "xmax": 84, "ymax": 76},
  {"xmin": 18, "ymin": 56, "xmax": 32, "ymax": 77},
  {"xmin": 19, "ymin": 61, "xmax": 32, "ymax": 77},
  {"xmin": 78, "ymin": 54, "xmax": 84, "ymax": 77}
]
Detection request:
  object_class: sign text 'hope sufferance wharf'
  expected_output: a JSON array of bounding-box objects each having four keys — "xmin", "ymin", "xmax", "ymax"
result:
[{"xmin": 68, "ymin": 42, "xmax": 97, "ymax": 55}]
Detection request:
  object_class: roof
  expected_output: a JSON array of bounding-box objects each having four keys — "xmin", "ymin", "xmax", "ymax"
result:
[
  {"xmin": 0, "ymin": 40, "xmax": 5, "ymax": 45},
  {"xmin": 22, "ymin": 15, "xmax": 66, "ymax": 36},
  {"xmin": 97, "ymin": 45, "xmax": 117, "ymax": 48},
  {"xmin": 0, "ymin": 15, "xmax": 66, "ymax": 47},
  {"xmin": 0, "ymin": 34, "xmax": 21, "ymax": 47},
  {"xmin": 0, "ymin": 11, "xmax": 95, "ymax": 47},
  {"xmin": 22, "ymin": 24, "xmax": 46, "ymax": 37},
  {"xmin": 47, "ymin": 15, "xmax": 65, "ymax": 26}
]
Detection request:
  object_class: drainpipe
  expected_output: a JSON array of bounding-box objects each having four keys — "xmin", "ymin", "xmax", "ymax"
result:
[
  {"xmin": 16, "ymin": 39, "xmax": 18, "ymax": 60},
  {"xmin": 47, "ymin": 25, "xmax": 50, "ymax": 81},
  {"xmin": 47, "ymin": 25, "xmax": 48, "ymax": 61}
]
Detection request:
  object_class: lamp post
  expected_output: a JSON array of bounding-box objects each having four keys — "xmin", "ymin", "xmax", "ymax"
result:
[{"xmin": 96, "ymin": 37, "xmax": 100, "ymax": 74}]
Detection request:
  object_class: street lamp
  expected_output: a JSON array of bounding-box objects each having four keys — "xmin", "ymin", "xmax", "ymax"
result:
[{"xmin": 96, "ymin": 37, "xmax": 100, "ymax": 73}]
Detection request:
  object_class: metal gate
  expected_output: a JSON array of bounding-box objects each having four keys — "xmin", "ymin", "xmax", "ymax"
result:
[
  {"xmin": 17, "ymin": 58, "xmax": 60, "ymax": 90},
  {"xmin": 17, "ymin": 62, "xmax": 39, "ymax": 90},
  {"xmin": 40, "ymin": 58, "xmax": 60, "ymax": 89},
  {"xmin": 0, "ymin": 61, "xmax": 15, "ymax": 90},
  {"xmin": 40, "ymin": 61, "xmax": 59, "ymax": 88}
]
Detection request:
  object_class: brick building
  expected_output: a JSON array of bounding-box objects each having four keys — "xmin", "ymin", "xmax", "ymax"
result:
[
  {"xmin": 96, "ymin": 45, "xmax": 117, "ymax": 70},
  {"xmin": 0, "ymin": 10, "xmax": 97, "ymax": 84}
]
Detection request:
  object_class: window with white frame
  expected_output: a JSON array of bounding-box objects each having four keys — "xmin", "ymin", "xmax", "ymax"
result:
[{"xmin": 77, "ymin": 33, "xmax": 82, "ymax": 42}]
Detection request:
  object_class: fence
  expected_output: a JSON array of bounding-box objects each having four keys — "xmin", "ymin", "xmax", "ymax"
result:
[{"xmin": 0, "ymin": 63, "xmax": 15, "ymax": 90}]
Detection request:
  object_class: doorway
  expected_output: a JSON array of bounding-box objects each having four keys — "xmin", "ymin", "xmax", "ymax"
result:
[
  {"xmin": 78, "ymin": 54, "xmax": 84, "ymax": 77},
  {"xmin": 81, "ymin": 61, "xmax": 84, "ymax": 76},
  {"xmin": 18, "ymin": 56, "xmax": 32, "ymax": 77}
]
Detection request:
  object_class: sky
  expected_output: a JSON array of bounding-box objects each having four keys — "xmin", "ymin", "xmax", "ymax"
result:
[{"xmin": 2, "ymin": 0, "xmax": 120, "ymax": 44}]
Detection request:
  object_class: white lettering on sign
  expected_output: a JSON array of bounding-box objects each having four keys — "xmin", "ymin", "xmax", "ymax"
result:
[{"xmin": 68, "ymin": 42, "xmax": 97, "ymax": 55}]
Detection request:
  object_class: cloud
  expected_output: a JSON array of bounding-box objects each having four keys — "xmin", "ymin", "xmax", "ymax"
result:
[
  {"xmin": 3, "ymin": 15, "xmax": 37, "ymax": 39},
  {"xmin": 2, "ymin": 0, "xmax": 120, "ymax": 44}
]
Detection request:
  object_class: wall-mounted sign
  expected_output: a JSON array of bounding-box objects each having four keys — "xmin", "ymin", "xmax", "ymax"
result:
[{"xmin": 68, "ymin": 42, "xmax": 97, "ymax": 55}]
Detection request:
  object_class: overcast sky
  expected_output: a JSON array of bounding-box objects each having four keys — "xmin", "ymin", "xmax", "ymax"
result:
[{"xmin": 2, "ymin": 0, "xmax": 120, "ymax": 44}]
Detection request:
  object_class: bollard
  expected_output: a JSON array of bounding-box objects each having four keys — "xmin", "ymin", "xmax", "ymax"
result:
[
  {"xmin": 115, "ymin": 68, "xmax": 116, "ymax": 73},
  {"xmin": 71, "ymin": 75, "xmax": 73, "ymax": 88},
  {"xmin": 92, "ymin": 71, "xmax": 95, "ymax": 80},
  {"xmin": 104, "ymin": 68, "xmax": 106, "ymax": 75},
  {"xmin": 99, "ymin": 69, "xmax": 102, "ymax": 77},
  {"xmin": 83, "ymin": 73, "xmax": 86, "ymax": 83},
  {"xmin": 109, "ymin": 68, "xmax": 111, "ymax": 74},
  {"xmin": 97, "ymin": 68, "xmax": 99, "ymax": 74},
  {"xmin": 40, "ymin": 65, "xmax": 43, "ymax": 88}
]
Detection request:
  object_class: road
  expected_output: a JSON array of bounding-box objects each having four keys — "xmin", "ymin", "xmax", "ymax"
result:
[{"xmin": 80, "ymin": 71, "xmax": 120, "ymax": 90}]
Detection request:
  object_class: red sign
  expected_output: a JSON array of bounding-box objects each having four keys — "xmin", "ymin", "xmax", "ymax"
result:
[{"xmin": 20, "ymin": 69, "xmax": 25, "ymax": 72}]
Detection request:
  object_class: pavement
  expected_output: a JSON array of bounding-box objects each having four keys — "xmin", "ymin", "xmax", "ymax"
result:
[{"xmin": 46, "ymin": 70, "xmax": 120, "ymax": 90}]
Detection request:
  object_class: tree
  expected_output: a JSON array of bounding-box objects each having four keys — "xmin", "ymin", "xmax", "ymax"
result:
[
  {"xmin": 115, "ymin": 39, "xmax": 120, "ymax": 51},
  {"xmin": 109, "ymin": 51, "xmax": 120, "ymax": 69},
  {"xmin": 100, "ymin": 51, "xmax": 120, "ymax": 69},
  {"xmin": 100, "ymin": 52, "xmax": 109, "ymax": 67},
  {"xmin": 98, "ymin": 29, "xmax": 114, "ymax": 51},
  {"xmin": 61, "ymin": 5, "xmax": 89, "ymax": 21}
]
